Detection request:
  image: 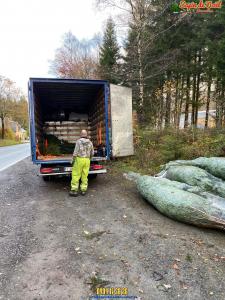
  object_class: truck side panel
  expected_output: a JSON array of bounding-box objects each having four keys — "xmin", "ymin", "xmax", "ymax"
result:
[
  {"xmin": 28, "ymin": 81, "xmax": 36, "ymax": 162},
  {"xmin": 110, "ymin": 84, "xmax": 134, "ymax": 157},
  {"xmin": 104, "ymin": 83, "xmax": 110, "ymax": 159}
]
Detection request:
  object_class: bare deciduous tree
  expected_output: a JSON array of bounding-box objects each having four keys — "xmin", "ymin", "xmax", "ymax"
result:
[
  {"xmin": 0, "ymin": 76, "xmax": 19, "ymax": 139},
  {"xmin": 50, "ymin": 32, "xmax": 100, "ymax": 79}
]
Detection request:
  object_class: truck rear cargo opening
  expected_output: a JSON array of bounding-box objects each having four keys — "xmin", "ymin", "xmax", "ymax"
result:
[{"xmin": 28, "ymin": 78, "xmax": 134, "ymax": 178}]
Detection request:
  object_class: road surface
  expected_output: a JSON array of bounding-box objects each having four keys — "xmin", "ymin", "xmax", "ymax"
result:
[
  {"xmin": 0, "ymin": 143, "xmax": 30, "ymax": 172},
  {"xmin": 0, "ymin": 158, "xmax": 225, "ymax": 299}
]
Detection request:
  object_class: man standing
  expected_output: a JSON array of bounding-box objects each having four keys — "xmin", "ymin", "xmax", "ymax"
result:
[{"xmin": 70, "ymin": 130, "xmax": 94, "ymax": 197}]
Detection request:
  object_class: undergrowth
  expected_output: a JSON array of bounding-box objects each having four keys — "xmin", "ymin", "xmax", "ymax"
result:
[{"xmin": 110, "ymin": 128, "xmax": 225, "ymax": 175}]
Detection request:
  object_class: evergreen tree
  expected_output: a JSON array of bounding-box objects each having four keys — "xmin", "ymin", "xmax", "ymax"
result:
[
  {"xmin": 98, "ymin": 0, "xmax": 225, "ymax": 128},
  {"xmin": 99, "ymin": 17, "xmax": 120, "ymax": 84}
]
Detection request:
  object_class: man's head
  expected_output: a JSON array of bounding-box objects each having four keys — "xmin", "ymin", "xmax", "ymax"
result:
[{"xmin": 80, "ymin": 129, "xmax": 88, "ymax": 138}]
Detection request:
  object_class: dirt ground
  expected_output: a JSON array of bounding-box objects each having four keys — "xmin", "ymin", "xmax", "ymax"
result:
[{"xmin": 0, "ymin": 158, "xmax": 225, "ymax": 300}]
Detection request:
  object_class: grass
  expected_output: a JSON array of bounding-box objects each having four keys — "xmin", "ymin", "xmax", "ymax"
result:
[
  {"xmin": 87, "ymin": 274, "xmax": 110, "ymax": 293},
  {"xmin": 186, "ymin": 253, "xmax": 193, "ymax": 262},
  {"xmin": 0, "ymin": 139, "xmax": 21, "ymax": 147},
  {"xmin": 110, "ymin": 128, "xmax": 225, "ymax": 175},
  {"xmin": 84, "ymin": 231, "xmax": 106, "ymax": 240}
]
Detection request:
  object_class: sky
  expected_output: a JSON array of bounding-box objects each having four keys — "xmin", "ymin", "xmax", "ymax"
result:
[{"xmin": 0, "ymin": 0, "xmax": 113, "ymax": 93}]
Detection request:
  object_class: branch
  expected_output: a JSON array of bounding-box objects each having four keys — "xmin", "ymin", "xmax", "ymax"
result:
[
  {"xmin": 96, "ymin": 0, "xmax": 131, "ymax": 13},
  {"xmin": 142, "ymin": 13, "xmax": 188, "ymax": 52}
]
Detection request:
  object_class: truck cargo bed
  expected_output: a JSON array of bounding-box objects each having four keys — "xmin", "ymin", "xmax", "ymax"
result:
[{"xmin": 28, "ymin": 78, "xmax": 110, "ymax": 164}]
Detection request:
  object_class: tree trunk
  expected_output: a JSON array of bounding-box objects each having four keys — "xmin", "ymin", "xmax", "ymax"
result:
[
  {"xmin": 177, "ymin": 76, "xmax": 184, "ymax": 129},
  {"xmin": 191, "ymin": 53, "xmax": 197, "ymax": 126},
  {"xmin": 165, "ymin": 74, "xmax": 171, "ymax": 127},
  {"xmin": 221, "ymin": 87, "xmax": 225, "ymax": 127},
  {"xmin": 1, "ymin": 116, "xmax": 5, "ymax": 139},
  {"xmin": 184, "ymin": 75, "xmax": 190, "ymax": 128},
  {"xmin": 194, "ymin": 52, "xmax": 202, "ymax": 127},
  {"xmin": 216, "ymin": 104, "xmax": 222, "ymax": 129},
  {"xmin": 216, "ymin": 81, "xmax": 223, "ymax": 129},
  {"xmin": 137, "ymin": 31, "xmax": 144, "ymax": 111},
  {"xmin": 174, "ymin": 74, "xmax": 179, "ymax": 128},
  {"xmin": 191, "ymin": 74, "xmax": 196, "ymax": 126},
  {"xmin": 205, "ymin": 74, "xmax": 212, "ymax": 128},
  {"xmin": 158, "ymin": 85, "xmax": 164, "ymax": 130}
]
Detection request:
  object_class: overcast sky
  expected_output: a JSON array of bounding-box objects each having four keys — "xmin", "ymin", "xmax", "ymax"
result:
[{"xmin": 0, "ymin": 0, "xmax": 113, "ymax": 93}]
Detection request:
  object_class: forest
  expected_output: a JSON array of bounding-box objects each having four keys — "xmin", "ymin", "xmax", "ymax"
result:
[{"xmin": 50, "ymin": 0, "xmax": 225, "ymax": 131}]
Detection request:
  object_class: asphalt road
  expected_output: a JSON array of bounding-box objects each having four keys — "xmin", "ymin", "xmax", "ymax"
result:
[
  {"xmin": 0, "ymin": 158, "xmax": 225, "ymax": 299},
  {"xmin": 0, "ymin": 143, "xmax": 30, "ymax": 172}
]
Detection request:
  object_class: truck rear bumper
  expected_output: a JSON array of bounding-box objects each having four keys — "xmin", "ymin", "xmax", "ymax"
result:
[
  {"xmin": 36, "ymin": 156, "xmax": 107, "ymax": 164},
  {"xmin": 39, "ymin": 169, "xmax": 107, "ymax": 176}
]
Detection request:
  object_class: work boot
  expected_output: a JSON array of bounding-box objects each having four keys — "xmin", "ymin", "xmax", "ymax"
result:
[
  {"xmin": 69, "ymin": 190, "xmax": 78, "ymax": 197},
  {"xmin": 81, "ymin": 191, "xmax": 86, "ymax": 196}
]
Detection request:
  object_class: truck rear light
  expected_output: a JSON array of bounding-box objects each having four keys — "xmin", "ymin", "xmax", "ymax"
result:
[
  {"xmin": 40, "ymin": 167, "xmax": 53, "ymax": 174},
  {"xmin": 91, "ymin": 164, "xmax": 103, "ymax": 170}
]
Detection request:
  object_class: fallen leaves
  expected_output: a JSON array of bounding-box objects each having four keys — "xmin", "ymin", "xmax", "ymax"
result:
[
  {"xmin": 75, "ymin": 247, "xmax": 82, "ymax": 254},
  {"xmin": 157, "ymin": 283, "xmax": 172, "ymax": 292},
  {"xmin": 190, "ymin": 238, "xmax": 205, "ymax": 246},
  {"xmin": 180, "ymin": 281, "xmax": 189, "ymax": 290},
  {"xmin": 174, "ymin": 258, "xmax": 181, "ymax": 262},
  {"xmin": 172, "ymin": 261, "xmax": 180, "ymax": 275},
  {"xmin": 172, "ymin": 263, "xmax": 179, "ymax": 270},
  {"xmin": 163, "ymin": 284, "xmax": 171, "ymax": 290},
  {"xmin": 211, "ymin": 254, "xmax": 225, "ymax": 262}
]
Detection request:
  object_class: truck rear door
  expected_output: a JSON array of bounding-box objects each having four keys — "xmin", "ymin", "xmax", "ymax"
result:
[{"xmin": 110, "ymin": 84, "xmax": 134, "ymax": 157}]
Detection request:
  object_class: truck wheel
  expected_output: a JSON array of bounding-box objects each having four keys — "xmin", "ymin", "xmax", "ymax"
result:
[{"xmin": 42, "ymin": 176, "xmax": 51, "ymax": 181}]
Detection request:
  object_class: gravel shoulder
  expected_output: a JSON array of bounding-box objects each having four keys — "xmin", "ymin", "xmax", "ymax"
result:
[{"xmin": 0, "ymin": 158, "xmax": 225, "ymax": 300}]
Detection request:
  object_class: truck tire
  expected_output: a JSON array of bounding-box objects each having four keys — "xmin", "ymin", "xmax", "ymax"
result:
[
  {"xmin": 42, "ymin": 175, "xmax": 51, "ymax": 182},
  {"xmin": 88, "ymin": 174, "xmax": 98, "ymax": 179}
]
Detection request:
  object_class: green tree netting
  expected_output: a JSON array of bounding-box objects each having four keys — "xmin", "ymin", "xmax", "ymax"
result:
[
  {"xmin": 153, "ymin": 176, "xmax": 225, "ymax": 203},
  {"xmin": 126, "ymin": 172, "xmax": 225, "ymax": 230},
  {"xmin": 164, "ymin": 166, "xmax": 225, "ymax": 198},
  {"xmin": 161, "ymin": 157, "xmax": 225, "ymax": 180}
]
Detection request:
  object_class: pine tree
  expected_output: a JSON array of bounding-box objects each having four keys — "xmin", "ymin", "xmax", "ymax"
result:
[
  {"xmin": 99, "ymin": 0, "xmax": 225, "ymax": 128},
  {"xmin": 99, "ymin": 17, "xmax": 120, "ymax": 84}
]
